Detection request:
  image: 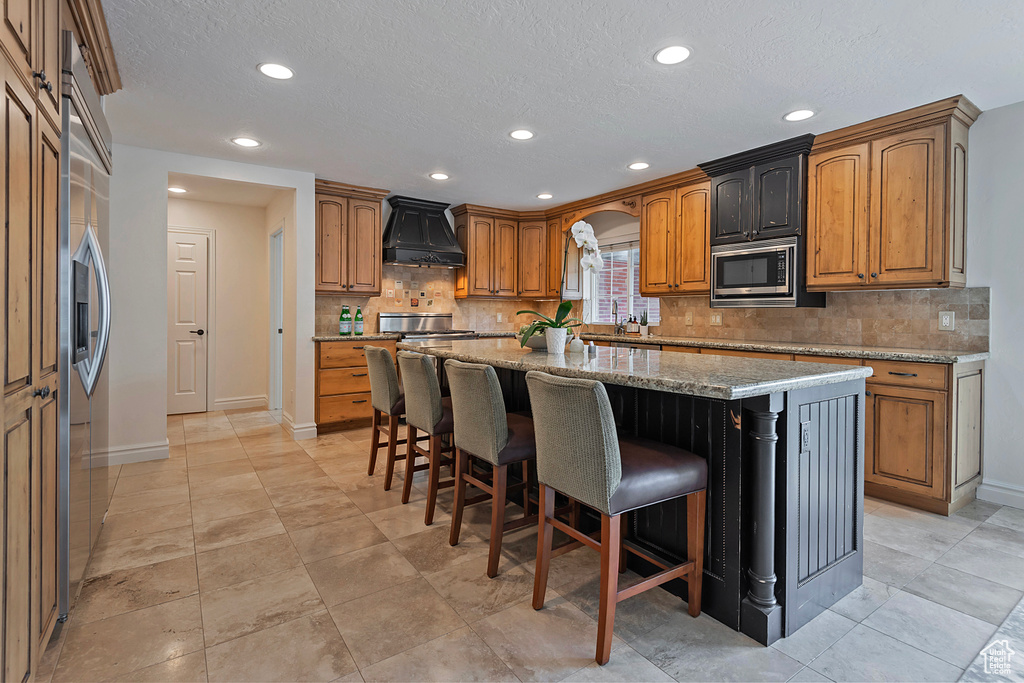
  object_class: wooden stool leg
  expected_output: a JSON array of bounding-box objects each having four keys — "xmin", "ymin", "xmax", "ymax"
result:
[
  {"xmin": 383, "ymin": 413, "xmax": 400, "ymax": 491},
  {"xmin": 487, "ymin": 464, "xmax": 508, "ymax": 578},
  {"xmin": 596, "ymin": 513, "xmax": 621, "ymax": 666},
  {"xmin": 619, "ymin": 511, "xmax": 628, "ymax": 574},
  {"xmin": 449, "ymin": 448, "xmax": 468, "ymax": 546},
  {"xmin": 687, "ymin": 489, "xmax": 707, "ymax": 617},
  {"xmin": 424, "ymin": 435, "xmax": 442, "ymax": 525},
  {"xmin": 532, "ymin": 484, "xmax": 555, "ymax": 610},
  {"xmin": 402, "ymin": 425, "xmax": 417, "ymax": 504},
  {"xmin": 368, "ymin": 409, "xmax": 381, "ymax": 476},
  {"xmin": 522, "ymin": 461, "xmax": 532, "ymax": 517}
]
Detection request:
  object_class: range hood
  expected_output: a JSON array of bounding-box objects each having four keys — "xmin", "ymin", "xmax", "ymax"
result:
[{"xmin": 382, "ymin": 195, "xmax": 465, "ymax": 268}]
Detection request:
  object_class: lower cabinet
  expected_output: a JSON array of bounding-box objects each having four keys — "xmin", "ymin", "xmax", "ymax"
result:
[
  {"xmin": 865, "ymin": 383, "xmax": 946, "ymax": 501},
  {"xmin": 315, "ymin": 340, "xmax": 397, "ymax": 429}
]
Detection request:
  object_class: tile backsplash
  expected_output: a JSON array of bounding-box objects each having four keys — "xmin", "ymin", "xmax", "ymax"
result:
[{"xmin": 317, "ymin": 266, "xmax": 989, "ymax": 352}]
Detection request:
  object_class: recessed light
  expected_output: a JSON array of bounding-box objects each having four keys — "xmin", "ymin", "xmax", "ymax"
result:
[
  {"xmin": 537, "ymin": 193, "xmax": 553, "ymax": 200},
  {"xmin": 784, "ymin": 109, "xmax": 815, "ymax": 122},
  {"xmin": 232, "ymin": 137, "xmax": 261, "ymax": 148},
  {"xmin": 628, "ymin": 162, "xmax": 650, "ymax": 171},
  {"xmin": 429, "ymin": 172, "xmax": 449, "ymax": 180},
  {"xmin": 168, "ymin": 186, "xmax": 187, "ymax": 194},
  {"xmin": 654, "ymin": 46, "xmax": 691, "ymax": 65},
  {"xmin": 258, "ymin": 63, "xmax": 294, "ymax": 80},
  {"xmin": 510, "ymin": 129, "xmax": 534, "ymax": 140}
]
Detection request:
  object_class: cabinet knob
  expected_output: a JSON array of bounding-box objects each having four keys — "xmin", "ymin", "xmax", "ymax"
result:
[
  {"xmin": 857, "ymin": 273, "xmax": 864, "ymax": 279},
  {"xmin": 870, "ymin": 273, "xmax": 878, "ymax": 278},
  {"xmin": 865, "ymin": 390, "xmax": 872, "ymax": 397}
]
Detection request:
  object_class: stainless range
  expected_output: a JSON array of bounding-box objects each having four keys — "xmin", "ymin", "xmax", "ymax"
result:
[{"xmin": 378, "ymin": 312, "xmax": 478, "ymax": 346}]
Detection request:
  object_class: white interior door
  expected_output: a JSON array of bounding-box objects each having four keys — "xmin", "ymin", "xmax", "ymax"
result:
[
  {"xmin": 269, "ymin": 229, "xmax": 284, "ymax": 411},
  {"xmin": 167, "ymin": 231, "xmax": 209, "ymax": 414}
]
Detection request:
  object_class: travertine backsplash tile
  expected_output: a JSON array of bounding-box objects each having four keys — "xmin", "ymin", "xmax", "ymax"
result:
[{"xmin": 316, "ymin": 265, "xmax": 988, "ymax": 353}]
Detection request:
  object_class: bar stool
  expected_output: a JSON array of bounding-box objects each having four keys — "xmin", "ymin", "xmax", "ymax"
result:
[
  {"xmin": 445, "ymin": 359, "xmax": 538, "ymax": 578},
  {"xmin": 524, "ymin": 370, "xmax": 708, "ymax": 666},
  {"xmin": 363, "ymin": 345, "xmax": 415, "ymax": 491},
  {"xmin": 396, "ymin": 350, "xmax": 456, "ymax": 525}
]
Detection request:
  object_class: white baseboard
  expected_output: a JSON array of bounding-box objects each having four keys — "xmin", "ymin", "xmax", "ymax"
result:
[
  {"xmin": 977, "ymin": 480, "xmax": 1024, "ymax": 511},
  {"xmin": 283, "ymin": 412, "xmax": 317, "ymax": 441},
  {"xmin": 213, "ymin": 394, "xmax": 268, "ymax": 411},
  {"xmin": 93, "ymin": 439, "xmax": 170, "ymax": 467}
]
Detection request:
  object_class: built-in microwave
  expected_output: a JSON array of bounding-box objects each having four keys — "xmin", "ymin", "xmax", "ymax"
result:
[{"xmin": 710, "ymin": 236, "xmax": 824, "ymax": 308}]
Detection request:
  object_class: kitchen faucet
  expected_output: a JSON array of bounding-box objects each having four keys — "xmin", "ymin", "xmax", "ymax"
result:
[{"xmin": 612, "ymin": 300, "xmax": 626, "ymax": 335}]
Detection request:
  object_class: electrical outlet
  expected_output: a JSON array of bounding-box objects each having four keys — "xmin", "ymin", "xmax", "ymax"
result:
[
  {"xmin": 710, "ymin": 312, "xmax": 723, "ymax": 327},
  {"xmin": 800, "ymin": 421, "xmax": 811, "ymax": 451},
  {"xmin": 685, "ymin": 311, "xmax": 694, "ymax": 326},
  {"xmin": 497, "ymin": 312, "xmax": 502, "ymax": 322},
  {"xmin": 938, "ymin": 311, "xmax": 955, "ymax": 331}
]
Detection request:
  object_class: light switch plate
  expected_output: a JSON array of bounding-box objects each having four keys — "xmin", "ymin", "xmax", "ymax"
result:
[
  {"xmin": 710, "ymin": 312, "xmax": 723, "ymax": 327},
  {"xmin": 685, "ymin": 311, "xmax": 694, "ymax": 326},
  {"xmin": 497, "ymin": 313, "xmax": 502, "ymax": 322},
  {"xmin": 939, "ymin": 311, "xmax": 955, "ymax": 331}
]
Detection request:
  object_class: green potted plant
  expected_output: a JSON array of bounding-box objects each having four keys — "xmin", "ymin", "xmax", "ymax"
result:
[
  {"xmin": 517, "ymin": 221, "xmax": 603, "ymax": 354},
  {"xmin": 639, "ymin": 308, "xmax": 650, "ymax": 337}
]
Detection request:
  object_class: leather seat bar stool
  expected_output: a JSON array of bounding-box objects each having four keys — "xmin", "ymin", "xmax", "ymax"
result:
[
  {"xmin": 396, "ymin": 351, "xmax": 457, "ymax": 525},
  {"xmin": 364, "ymin": 345, "xmax": 418, "ymax": 491},
  {"xmin": 525, "ymin": 370, "xmax": 708, "ymax": 666},
  {"xmin": 445, "ymin": 359, "xmax": 539, "ymax": 578}
]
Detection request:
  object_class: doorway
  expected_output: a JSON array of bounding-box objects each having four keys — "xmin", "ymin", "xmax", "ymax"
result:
[
  {"xmin": 166, "ymin": 229, "xmax": 213, "ymax": 414},
  {"xmin": 269, "ymin": 227, "xmax": 284, "ymax": 411}
]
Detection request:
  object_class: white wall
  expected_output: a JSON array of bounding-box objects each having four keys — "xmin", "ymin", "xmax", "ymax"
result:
[
  {"xmin": 967, "ymin": 100, "xmax": 1024, "ymax": 509},
  {"xmin": 167, "ymin": 198, "xmax": 270, "ymax": 410},
  {"xmin": 265, "ymin": 191, "xmax": 299, "ymax": 423},
  {"xmin": 109, "ymin": 145, "xmax": 316, "ymax": 462}
]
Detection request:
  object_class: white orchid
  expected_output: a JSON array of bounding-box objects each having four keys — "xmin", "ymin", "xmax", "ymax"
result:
[
  {"xmin": 570, "ymin": 220, "xmax": 603, "ymax": 273},
  {"xmin": 580, "ymin": 249, "xmax": 604, "ymax": 273}
]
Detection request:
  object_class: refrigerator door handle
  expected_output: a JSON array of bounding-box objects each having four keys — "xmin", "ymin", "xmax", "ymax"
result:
[{"xmin": 72, "ymin": 223, "xmax": 111, "ymax": 397}]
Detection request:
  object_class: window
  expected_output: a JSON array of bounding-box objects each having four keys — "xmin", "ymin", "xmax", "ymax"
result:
[{"xmin": 590, "ymin": 241, "xmax": 660, "ymax": 324}]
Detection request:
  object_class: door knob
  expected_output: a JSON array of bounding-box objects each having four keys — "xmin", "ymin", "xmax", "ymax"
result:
[{"xmin": 189, "ymin": 329, "xmax": 205, "ymax": 336}]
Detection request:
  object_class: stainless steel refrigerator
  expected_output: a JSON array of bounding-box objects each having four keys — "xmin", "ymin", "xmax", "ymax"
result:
[{"xmin": 59, "ymin": 31, "xmax": 113, "ymax": 619}]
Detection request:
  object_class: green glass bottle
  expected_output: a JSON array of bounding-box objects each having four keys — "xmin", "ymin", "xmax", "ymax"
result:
[
  {"xmin": 339, "ymin": 305, "xmax": 352, "ymax": 335},
  {"xmin": 354, "ymin": 307, "xmax": 364, "ymax": 336}
]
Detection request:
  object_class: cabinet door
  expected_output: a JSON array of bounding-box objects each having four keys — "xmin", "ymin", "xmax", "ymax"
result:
[
  {"xmin": 3, "ymin": 63, "xmax": 41, "ymax": 683},
  {"xmin": 518, "ymin": 221, "xmax": 546, "ymax": 297},
  {"xmin": 453, "ymin": 214, "xmax": 468, "ymax": 298},
  {"xmin": 315, "ymin": 195, "xmax": 347, "ymax": 293},
  {"xmin": 752, "ymin": 155, "xmax": 803, "ymax": 240},
  {"xmin": 346, "ymin": 198, "xmax": 381, "ymax": 294},
  {"xmin": 35, "ymin": 0, "xmax": 59, "ymax": 125},
  {"xmin": 806, "ymin": 144, "xmax": 870, "ymax": 289},
  {"xmin": 639, "ymin": 190, "xmax": 675, "ymax": 295},
  {"xmin": 870, "ymin": 125, "xmax": 945, "ymax": 286},
  {"xmin": 675, "ymin": 182, "xmax": 711, "ymax": 293},
  {"xmin": 2, "ymin": 0, "xmax": 34, "ymax": 83},
  {"xmin": 709, "ymin": 169, "xmax": 750, "ymax": 244},
  {"xmin": 545, "ymin": 217, "xmax": 561, "ymax": 297},
  {"xmin": 492, "ymin": 219, "xmax": 518, "ymax": 297},
  {"xmin": 865, "ymin": 383, "xmax": 946, "ymax": 499},
  {"xmin": 467, "ymin": 216, "xmax": 493, "ymax": 296}
]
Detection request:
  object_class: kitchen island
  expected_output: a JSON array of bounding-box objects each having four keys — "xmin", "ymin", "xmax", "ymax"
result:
[{"xmin": 397, "ymin": 338, "xmax": 873, "ymax": 645}]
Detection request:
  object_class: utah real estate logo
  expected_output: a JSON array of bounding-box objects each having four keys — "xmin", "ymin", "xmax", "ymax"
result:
[{"xmin": 981, "ymin": 639, "xmax": 1015, "ymax": 676}]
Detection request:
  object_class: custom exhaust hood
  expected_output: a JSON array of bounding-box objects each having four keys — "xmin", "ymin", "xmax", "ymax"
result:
[{"xmin": 382, "ymin": 195, "xmax": 465, "ymax": 268}]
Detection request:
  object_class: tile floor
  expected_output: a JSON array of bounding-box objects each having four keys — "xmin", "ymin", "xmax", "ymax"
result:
[{"xmin": 35, "ymin": 409, "xmax": 1024, "ymax": 682}]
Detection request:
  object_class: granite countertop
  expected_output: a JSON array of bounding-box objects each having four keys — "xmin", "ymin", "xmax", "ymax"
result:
[
  {"xmin": 396, "ymin": 338, "xmax": 872, "ymax": 401},
  {"xmin": 579, "ymin": 333, "xmax": 989, "ymax": 364},
  {"xmin": 476, "ymin": 331, "xmax": 516, "ymax": 338},
  {"xmin": 312, "ymin": 333, "xmax": 401, "ymax": 342}
]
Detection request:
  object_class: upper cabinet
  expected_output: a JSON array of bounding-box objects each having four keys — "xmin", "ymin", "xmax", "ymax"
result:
[
  {"xmin": 518, "ymin": 220, "xmax": 546, "ymax": 297},
  {"xmin": 314, "ymin": 180, "xmax": 389, "ymax": 296},
  {"xmin": 701, "ymin": 135, "xmax": 813, "ymax": 246},
  {"xmin": 1, "ymin": 0, "xmax": 60, "ymax": 129},
  {"xmin": 806, "ymin": 96, "xmax": 978, "ymax": 291},
  {"xmin": 639, "ymin": 180, "xmax": 711, "ymax": 296},
  {"xmin": 452, "ymin": 207, "xmax": 519, "ymax": 298}
]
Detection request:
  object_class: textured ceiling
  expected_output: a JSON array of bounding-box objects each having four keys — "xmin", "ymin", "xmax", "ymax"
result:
[
  {"xmin": 104, "ymin": 0, "xmax": 1024, "ymax": 210},
  {"xmin": 166, "ymin": 172, "xmax": 288, "ymax": 206}
]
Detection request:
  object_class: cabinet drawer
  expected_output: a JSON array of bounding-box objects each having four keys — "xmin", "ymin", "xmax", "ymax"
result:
[
  {"xmin": 319, "ymin": 367, "xmax": 371, "ymax": 396},
  {"xmin": 864, "ymin": 360, "xmax": 947, "ymax": 390},
  {"xmin": 662, "ymin": 346, "xmax": 700, "ymax": 354},
  {"xmin": 794, "ymin": 354, "xmax": 863, "ymax": 366},
  {"xmin": 319, "ymin": 340, "xmax": 395, "ymax": 368},
  {"xmin": 702, "ymin": 348, "xmax": 795, "ymax": 361},
  {"xmin": 318, "ymin": 392, "xmax": 373, "ymax": 424}
]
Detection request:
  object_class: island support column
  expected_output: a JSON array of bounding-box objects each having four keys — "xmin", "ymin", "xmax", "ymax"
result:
[{"xmin": 740, "ymin": 392, "xmax": 783, "ymax": 645}]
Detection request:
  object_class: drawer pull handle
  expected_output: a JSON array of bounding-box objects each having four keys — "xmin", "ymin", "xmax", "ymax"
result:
[
  {"xmin": 354, "ymin": 346, "xmax": 364, "ymax": 350},
  {"xmin": 888, "ymin": 371, "xmax": 918, "ymax": 378},
  {"xmin": 352, "ymin": 399, "xmax": 367, "ymax": 404},
  {"xmin": 352, "ymin": 373, "xmax": 368, "ymax": 377}
]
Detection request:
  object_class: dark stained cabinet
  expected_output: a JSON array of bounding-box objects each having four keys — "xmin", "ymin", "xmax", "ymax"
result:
[
  {"xmin": 710, "ymin": 170, "xmax": 749, "ymax": 244},
  {"xmin": 753, "ymin": 156, "xmax": 804, "ymax": 240}
]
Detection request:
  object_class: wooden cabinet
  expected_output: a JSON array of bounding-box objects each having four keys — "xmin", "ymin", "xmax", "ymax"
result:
[
  {"xmin": 639, "ymin": 181, "xmax": 711, "ymax": 296},
  {"xmin": 314, "ymin": 181, "xmax": 388, "ymax": 295},
  {"xmin": 493, "ymin": 218, "xmax": 518, "ymax": 297},
  {"xmin": 315, "ymin": 340, "xmax": 396, "ymax": 429},
  {"xmin": 518, "ymin": 221, "xmax": 546, "ymax": 297},
  {"xmin": 865, "ymin": 383, "xmax": 946, "ymax": 500},
  {"xmin": 806, "ymin": 97, "xmax": 977, "ymax": 291},
  {"xmin": 1, "ymin": 44, "xmax": 59, "ymax": 681}
]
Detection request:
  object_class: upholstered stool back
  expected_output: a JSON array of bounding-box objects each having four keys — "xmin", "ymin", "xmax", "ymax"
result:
[
  {"xmin": 364, "ymin": 345, "xmax": 402, "ymax": 415},
  {"xmin": 397, "ymin": 351, "xmax": 444, "ymax": 435},
  {"xmin": 444, "ymin": 359, "xmax": 509, "ymax": 466}
]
